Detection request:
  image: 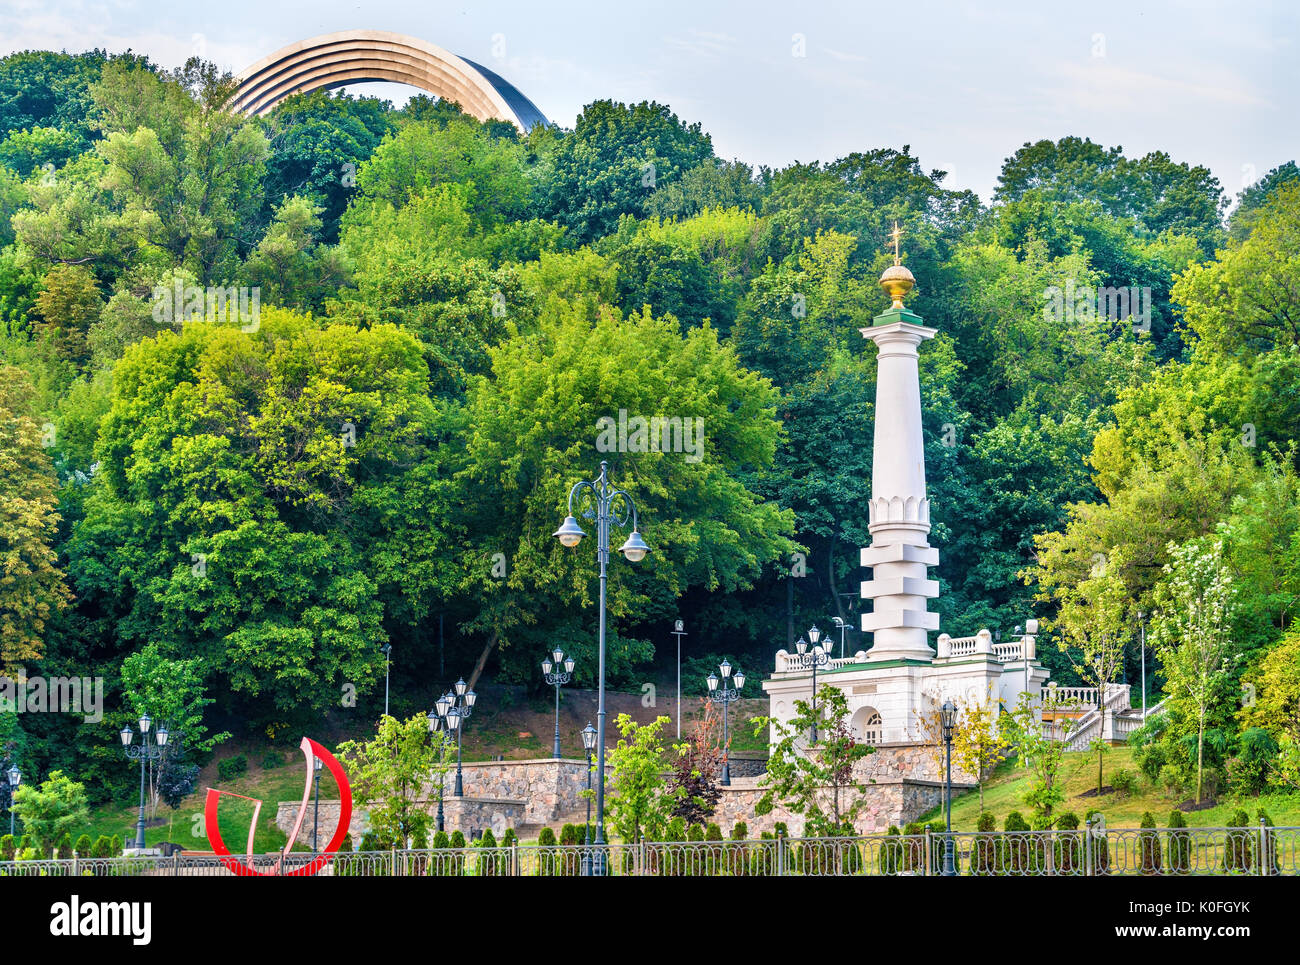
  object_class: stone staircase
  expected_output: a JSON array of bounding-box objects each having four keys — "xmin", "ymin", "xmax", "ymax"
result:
[{"xmin": 1044, "ymin": 685, "xmax": 1166, "ymax": 751}]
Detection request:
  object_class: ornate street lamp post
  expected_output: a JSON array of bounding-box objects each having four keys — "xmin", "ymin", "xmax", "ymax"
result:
[
  {"xmin": 426, "ymin": 698, "xmax": 457, "ymax": 832},
  {"xmin": 706, "ymin": 660, "xmax": 746, "ymax": 786},
  {"xmin": 4, "ymin": 764, "xmax": 19, "ymax": 837},
  {"xmin": 941, "ymin": 699, "xmax": 957, "ymax": 876},
  {"xmin": 555, "ymin": 460, "xmax": 648, "ymax": 874},
  {"xmin": 581, "ymin": 721, "xmax": 596, "ymax": 876},
  {"xmin": 120, "ymin": 715, "xmax": 179, "ymax": 851},
  {"xmin": 541, "ymin": 649, "xmax": 576, "ymax": 759},
  {"xmin": 793, "ymin": 626, "xmax": 831, "ymax": 743},
  {"xmin": 437, "ymin": 679, "xmax": 476, "ymax": 797}
]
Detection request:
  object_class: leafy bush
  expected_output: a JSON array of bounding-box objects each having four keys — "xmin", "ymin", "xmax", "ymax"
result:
[
  {"xmin": 260, "ymin": 751, "xmax": 284, "ymax": 770},
  {"xmin": 969, "ymin": 812, "xmax": 998, "ymax": 876},
  {"xmin": 110, "ymin": 834, "xmax": 122, "ymax": 856},
  {"xmin": 727, "ymin": 821, "xmax": 749, "ymax": 876},
  {"xmin": 217, "ymin": 755, "xmax": 248, "ymax": 782},
  {"xmin": 57, "ymin": 832, "xmax": 73, "ymax": 859},
  {"xmin": 476, "ymin": 828, "xmax": 502, "ymax": 876},
  {"xmin": 1222, "ymin": 809, "xmax": 1252, "ymax": 873},
  {"xmin": 879, "ymin": 826, "xmax": 903, "ymax": 876},
  {"xmin": 1228, "ymin": 728, "xmax": 1278, "ymax": 795},
  {"xmin": 91, "ymin": 835, "xmax": 111, "ymax": 858},
  {"xmin": 1053, "ymin": 812, "xmax": 1081, "ymax": 875},
  {"xmin": 558, "ymin": 823, "xmax": 580, "ymax": 876},
  {"xmin": 1133, "ymin": 741, "xmax": 1166, "ymax": 785},
  {"xmin": 1110, "ymin": 767, "xmax": 1138, "ymax": 797},
  {"xmin": 1167, "ymin": 810, "xmax": 1191, "ymax": 873},
  {"xmin": 448, "ymin": 830, "xmax": 466, "ymax": 876},
  {"xmin": 536, "ymin": 827, "xmax": 557, "ymax": 876},
  {"xmin": 0, "ymin": 834, "xmax": 13, "ymax": 862},
  {"xmin": 1139, "ymin": 812, "xmax": 1161, "ymax": 874},
  {"xmin": 74, "ymin": 834, "xmax": 92, "ymax": 857}
]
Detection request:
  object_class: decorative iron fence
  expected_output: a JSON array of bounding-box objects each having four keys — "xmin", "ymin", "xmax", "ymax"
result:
[{"xmin": 2, "ymin": 823, "xmax": 1294, "ymax": 877}]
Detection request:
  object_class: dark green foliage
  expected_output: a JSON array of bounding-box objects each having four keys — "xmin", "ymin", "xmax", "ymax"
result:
[
  {"xmin": 1, "ymin": 834, "xmax": 14, "ymax": 861},
  {"xmin": 91, "ymin": 835, "xmax": 111, "ymax": 858},
  {"xmin": 476, "ymin": 828, "xmax": 502, "ymax": 876},
  {"xmin": 1139, "ymin": 812, "xmax": 1162, "ymax": 874},
  {"xmin": 110, "ymin": 835, "xmax": 121, "ymax": 856},
  {"xmin": 970, "ymin": 812, "xmax": 998, "ymax": 876},
  {"xmin": 57, "ymin": 832, "xmax": 72, "ymax": 859},
  {"xmin": 448, "ymin": 830, "xmax": 466, "ymax": 876},
  {"xmin": 1053, "ymin": 812, "xmax": 1081, "ymax": 875},
  {"xmin": 260, "ymin": 752, "xmax": 283, "ymax": 770},
  {"xmin": 557, "ymin": 823, "xmax": 580, "ymax": 876},
  {"xmin": 1167, "ymin": 811, "xmax": 1191, "ymax": 873},
  {"xmin": 217, "ymin": 755, "xmax": 248, "ymax": 782},
  {"xmin": 1110, "ymin": 768, "xmax": 1138, "ymax": 797},
  {"xmin": 544, "ymin": 99, "xmax": 714, "ymax": 244},
  {"xmin": 1229, "ymin": 727, "xmax": 1278, "ymax": 795},
  {"xmin": 536, "ymin": 826, "xmax": 557, "ymax": 876},
  {"xmin": 879, "ymin": 826, "xmax": 903, "ymax": 876},
  {"xmin": 1223, "ymin": 810, "xmax": 1252, "ymax": 873}
]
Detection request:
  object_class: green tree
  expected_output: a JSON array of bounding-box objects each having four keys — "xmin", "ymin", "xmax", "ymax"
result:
[
  {"xmin": 10, "ymin": 770, "xmax": 88, "ymax": 856},
  {"xmin": 458, "ymin": 304, "xmax": 795, "ymax": 687},
  {"xmin": 0, "ymin": 364, "xmax": 70, "ymax": 666},
  {"xmin": 337, "ymin": 714, "xmax": 451, "ymax": 848},
  {"xmin": 604, "ymin": 713, "xmax": 675, "ymax": 844},
  {"xmin": 544, "ymin": 100, "xmax": 714, "ymax": 244},
  {"xmin": 754, "ymin": 685, "xmax": 874, "ymax": 836},
  {"xmin": 1151, "ymin": 538, "xmax": 1241, "ymax": 803}
]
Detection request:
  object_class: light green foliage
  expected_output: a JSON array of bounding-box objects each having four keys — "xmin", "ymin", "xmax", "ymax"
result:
[
  {"xmin": 604, "ymin": 714, "xmax": 676, "ymax": 844},
  {"xmin": 10, "ymin": 770, "xmax": 89, "ymax": 856},
  {"xmin": 754, "ymin": 685, "xmax": 873, "ymax": 836},
  {"xmin": 337, "ymin": 714, "xmax": 451, "ymax": 849}
]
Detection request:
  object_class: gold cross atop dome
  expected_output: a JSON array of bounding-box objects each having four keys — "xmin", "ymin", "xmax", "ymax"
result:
[{"xmin": 879, "ymin": 220, "xmax": 915, "ymax": 309}]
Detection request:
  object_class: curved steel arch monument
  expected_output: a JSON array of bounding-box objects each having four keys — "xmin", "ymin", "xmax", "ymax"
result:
[{"xmin": 232, "ymin": 29, "xmax": 549, "ymax": 131}]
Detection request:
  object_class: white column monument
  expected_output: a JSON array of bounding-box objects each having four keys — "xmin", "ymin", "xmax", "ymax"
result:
[{"xmin": 860, "ymin": 225, "xmax": 940, "ymax": 662}]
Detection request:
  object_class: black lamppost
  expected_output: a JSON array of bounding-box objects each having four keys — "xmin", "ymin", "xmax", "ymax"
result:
[
  {"xmin": 311, "ymin": 756, "xmax": 323, "ymax": 856},
  {"xmin": 438, "ymin": 679, "xmax": 476, "ymax": 796},
  {"xmin": 541, "ymin": 649, "xmax": 576, "ymax": 759},
  {"xmin": 120, "ymin": 715, "xmax": 178, "ymax": 851},
  {"xmin": 4, "ymin": 764, "xmax": 19, "ymax": 837},
  {"xmin": 555, "ymin": 460, "xmax": 648, "ymax": 874},
  {"xmin": 941, "ymin": 699, "xmax": 957, "ymax": 876},
  {"xmin": 581, "ymin": 721, "xmax": 596, "ymax": 876},
  {"xmin": 705, "ymin": 660, "xmax": 746, "ymax": 786},
  {"xmin": 793, "ymin": 626, "xmax": 831, "ymax": 743},
  {"xmin": 381, "ymin": 642, "xmax": 392, "ymax": 718},
  {"xmin": 426, "ymin": 702, "xmax": 455, "ymax": 832}
]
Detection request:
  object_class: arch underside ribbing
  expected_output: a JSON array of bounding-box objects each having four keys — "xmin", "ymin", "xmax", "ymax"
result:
[{"xmin": 232, "ymin": 30, "xmax": 548, "ymax": 131}]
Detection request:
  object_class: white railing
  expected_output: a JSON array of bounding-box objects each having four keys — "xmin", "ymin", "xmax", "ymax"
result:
[
  {"xmin": 992, "ymin": 642, "xmax": 1025, "ymax": 663},
  {"xmin": 773, "ymin": 651, "xmax": 867, "ymax": 673},
  {"xmin": 947, "ymin": 636, "xmax": 979, "ymax": 657}
]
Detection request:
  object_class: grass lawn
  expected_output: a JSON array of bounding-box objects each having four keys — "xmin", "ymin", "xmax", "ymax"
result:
[
  {"xmin": 921, "ymin": 746, "xmax": 1300, "ymax": 830},
  {"xmin": 84, "ymin": 756, "xmax": 347, "ymax": 853}
]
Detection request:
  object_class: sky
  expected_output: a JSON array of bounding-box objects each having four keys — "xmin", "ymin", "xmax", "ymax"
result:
[{"xmin": 0, "ymin": 0, "xmax": 1295, "ymax": 201}]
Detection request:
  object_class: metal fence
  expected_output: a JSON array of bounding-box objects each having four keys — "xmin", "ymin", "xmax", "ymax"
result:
[{"xmin": 3, "ymin": 823, "xmax": 1295, "ymax": 877}]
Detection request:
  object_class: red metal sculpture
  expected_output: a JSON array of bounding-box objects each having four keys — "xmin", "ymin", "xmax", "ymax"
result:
[{"xmin": 204, "ymin": 736, "xmax": 352, "ymax": 876}]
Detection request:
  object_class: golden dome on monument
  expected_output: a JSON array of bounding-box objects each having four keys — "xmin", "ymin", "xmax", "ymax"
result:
[{"xmin": 879, "ymin": 263, "xmax": 915, "ymax": 310}]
